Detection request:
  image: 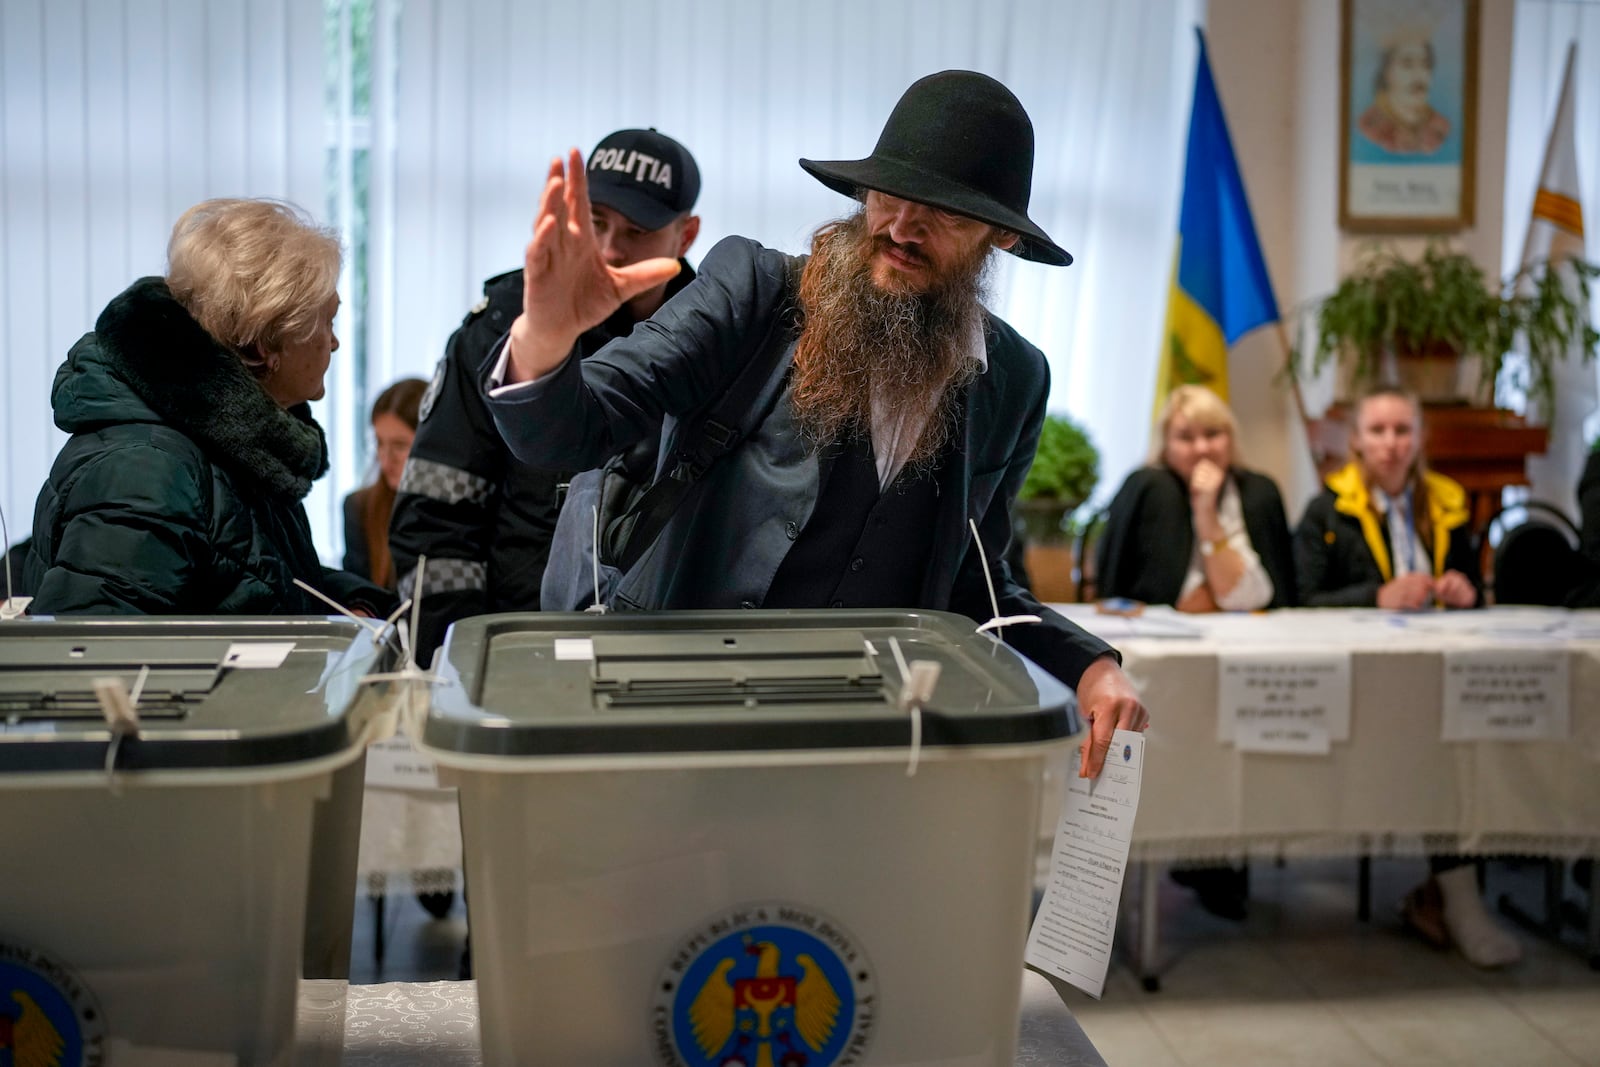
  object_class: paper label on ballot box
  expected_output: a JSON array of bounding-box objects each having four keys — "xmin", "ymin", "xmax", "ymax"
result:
[
  {"xmin": 1025, "ymin": 729, "xmax": 1144, "ymax": 998},
  {"xmin": 365, "ymin": 734, "xmax": 442, "ymax": 790}
]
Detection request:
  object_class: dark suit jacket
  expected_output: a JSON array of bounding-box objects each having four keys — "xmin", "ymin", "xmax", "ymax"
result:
[
  {"xmin": 486, "ymin": 236, "xmax": 1115, "ymax": 687},
  {"xmin": 1097, "ymin": 465, "xmax": 1297, "ymax": 608}
]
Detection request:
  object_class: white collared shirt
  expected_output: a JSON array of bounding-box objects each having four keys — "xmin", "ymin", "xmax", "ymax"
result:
[
  {"xmin": 1178, "ymin": 477, "xmax": 1274, "ymax": 611},
  {"xmin": 1371, "ymin": 484, "xmax": 1431, "ymax": 576}
]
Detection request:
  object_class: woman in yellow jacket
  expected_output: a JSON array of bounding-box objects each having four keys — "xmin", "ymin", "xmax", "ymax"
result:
[
  {"xmin": 1294, "ymin": 386, "xmax": 1519, "ymax": 968},
  {"xmin": 1295, "ymin": 387, "xmax": 1479, "ymax": 610}
]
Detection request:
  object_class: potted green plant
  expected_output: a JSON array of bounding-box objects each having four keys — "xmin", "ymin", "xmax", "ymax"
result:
[
  {"xmin": 1299, "ymin": 243, "xmax": 1600, "ymax": 412},
  {"xmin": 1014, "ymin": 413, "xmax": 1099, "ymax": 545}
]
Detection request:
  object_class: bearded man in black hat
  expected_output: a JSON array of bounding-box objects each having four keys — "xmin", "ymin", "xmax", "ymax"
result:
[{"xmin": 485, "ymin": 71, "xmax": 1148, "ymax": 775}]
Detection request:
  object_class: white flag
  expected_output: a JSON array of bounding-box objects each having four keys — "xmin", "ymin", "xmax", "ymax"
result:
[{"xmin": 1521, "ymin": 45, "xmax": 1594, "ymax": 521}]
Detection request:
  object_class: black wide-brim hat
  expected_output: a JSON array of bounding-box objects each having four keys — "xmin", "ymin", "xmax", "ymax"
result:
[{"xmin": 800, "ymin": 70, "xmax": 1071, "ymax": 266}]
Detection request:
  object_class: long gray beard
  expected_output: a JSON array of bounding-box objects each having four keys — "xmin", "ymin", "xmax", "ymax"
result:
[{"xmin": 790, "ymin": 211, "xmax": 992, "ymax": 469}]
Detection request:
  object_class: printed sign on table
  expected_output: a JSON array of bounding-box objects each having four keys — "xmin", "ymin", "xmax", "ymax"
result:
[
  {"xmin": 1217, "ymin": 651, "xmax": 1352, "ymax": 754},
  {"xmin": 1442, "ymin": 649, "xmax": 1569, "ymax": 741}
]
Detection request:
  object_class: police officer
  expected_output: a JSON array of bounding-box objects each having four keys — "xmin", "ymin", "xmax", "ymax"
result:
[{"xmin": 389, "ymin": 128, "xmax": 701, "ymax": 662}]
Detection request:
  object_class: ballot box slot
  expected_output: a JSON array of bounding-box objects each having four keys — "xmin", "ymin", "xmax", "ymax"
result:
[
  {"xmin": 0, "ymin": 665, "xmax": 222, "ymax": 724},
  {"xmin": 590, "ymin": 631, "xmax": 884, "ymax": 710},
  {"xmin": 594, "ymin": 675, "xmax": 886, "ymax": 709}
]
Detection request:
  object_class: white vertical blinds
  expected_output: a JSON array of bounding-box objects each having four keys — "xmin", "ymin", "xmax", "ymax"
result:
[
  {"xmin": 3, "ymin": 0, "xmax": 1200, "ymax": 563},
  {"xmin": 0, "ymin": 0, "xmax": 324, "ymax": 553},
  {"xmin": 379, "ymin": 0, "xmax": 1204, "ymax": 505}
]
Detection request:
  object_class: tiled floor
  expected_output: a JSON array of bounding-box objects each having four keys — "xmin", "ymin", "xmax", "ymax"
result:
[
  {"xmin": 1070, "ymin": 858, "xmax": 1600, "ymax": 1066},
  {"xmin": 349, "ymin": 858, "xmax": 1600, "ymax": 1066}
]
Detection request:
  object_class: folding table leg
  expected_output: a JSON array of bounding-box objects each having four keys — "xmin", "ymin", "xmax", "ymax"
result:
[
  {"xmin": 1587, "ymin": 856, "xmax": 1599, "ymax": 971},
  {"xmin": 1138, "ymin": 859, "xmax": 1162, "ymax": 992}
]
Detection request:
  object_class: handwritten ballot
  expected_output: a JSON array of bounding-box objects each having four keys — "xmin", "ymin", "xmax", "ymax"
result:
[
  {"xmin": 1217, "ymin": 652, "xmax": 1351, "ymax": 755},
  {"xmin": 1025, "ymin": 730, "xmax": 1144, "ymax": 998},
  {"xmin": 1443, "ymin": 649, "xmax": 1569, "ymax": 741}
]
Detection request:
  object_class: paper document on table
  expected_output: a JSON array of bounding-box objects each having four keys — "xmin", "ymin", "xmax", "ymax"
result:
[
  {"xmin": 1442, "ymin": 649, "xmax": 1569, "ymax": 741},
  {"xmin": 1217, "ymin": 651, "xmax": 1351, "ymax": 751},
  {"xmin": 1025, "ymin": 729, "xmax": 1144, "ymax": 998}
]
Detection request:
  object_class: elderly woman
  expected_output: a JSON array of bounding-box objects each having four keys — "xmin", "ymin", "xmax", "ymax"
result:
[
  {"xmin": 1098, "ymin": 384, "xmax": 1296, "ymax": 612},
  {"xmin": 1295, "ymin": 386, "xmax": 1519, "ymax": 967},
  {"xmin": 24, "ymin": 198, "xmax": 388, "ymax": 616}
]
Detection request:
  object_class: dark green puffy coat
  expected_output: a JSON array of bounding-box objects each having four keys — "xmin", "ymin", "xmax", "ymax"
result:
[{"xmin": 23, "ymin": 277, "xmax": 391, "ymax": 617}]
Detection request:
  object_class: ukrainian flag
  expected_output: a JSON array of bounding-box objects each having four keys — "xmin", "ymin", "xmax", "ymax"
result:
[{"xmin": 1155, "ymin": 29, "xmax": 1279, "ymax": 409}]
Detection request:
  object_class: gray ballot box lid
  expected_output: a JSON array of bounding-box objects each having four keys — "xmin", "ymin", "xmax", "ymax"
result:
[
  {"xmin": 425, "ymin": 609, "xmax": 1080, "ymax": 757},
  {"xmin": 0, "ymin": 617, "xmax": 387, "ymax": 773}
]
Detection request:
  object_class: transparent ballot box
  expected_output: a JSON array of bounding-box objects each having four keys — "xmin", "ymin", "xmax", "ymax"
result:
[
  {"xmin": 0, "ymin": 617, "xmax": 391, "ymax": 1066},
  {"xmin": 423, "ymin": 609, "xmax": 1081, "ymax": 1067}
]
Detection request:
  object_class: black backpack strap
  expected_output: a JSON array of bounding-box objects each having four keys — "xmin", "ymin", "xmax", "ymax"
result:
[{"xmin": 601, "ymin": 300, "xmax": 796, "ymax": 572}]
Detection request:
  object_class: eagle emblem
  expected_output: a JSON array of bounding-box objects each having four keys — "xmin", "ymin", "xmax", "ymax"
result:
[
  {"xmin": 2, "ymin": 990, "xmax": 65, "ymax": 1067},
  {"xmin": 659, "ymin": 908, "xmax": 873, "ymax": 1067},
  {"xmin": 0, "ymin": 940, "xmax": 105, "ymax": 1067}
]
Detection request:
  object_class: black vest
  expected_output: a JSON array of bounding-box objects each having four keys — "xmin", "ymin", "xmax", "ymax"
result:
[{"xmin": 764, "ymin": 432, "xmax": 942, "ymax": 609}]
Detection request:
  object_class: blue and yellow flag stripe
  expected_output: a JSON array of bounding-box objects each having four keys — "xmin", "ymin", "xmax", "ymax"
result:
[
  {"xmin": 1154, "ymin": 29, "xmax": 1279, "ymax": 414},
  {"xmin": 1160, "ymin": 243, "xmax": 1230, "ymax": 399}
]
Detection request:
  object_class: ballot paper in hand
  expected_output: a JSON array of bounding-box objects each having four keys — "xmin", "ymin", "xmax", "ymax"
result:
[{"xmin": 1025, "ymin": 729, "xmax": 1144, "ymax": 998}]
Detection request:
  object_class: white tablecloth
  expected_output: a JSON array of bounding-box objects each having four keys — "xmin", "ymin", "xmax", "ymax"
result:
[
  {"xmin": 355, "ymin": 788, "xmax": 463, "ymax": 895},
  {"xmin": 1055, "ymin": 605, "xmax": 1600, "ymax": 864},
  {"xmin": 296, "ymin": 971, "xmax": 1107, "ymax": 1066}
]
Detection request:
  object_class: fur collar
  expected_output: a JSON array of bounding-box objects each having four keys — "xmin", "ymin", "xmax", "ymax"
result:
[{"xmin": 94, "ymin": 277, "xmax": 329, "ymax": 500}]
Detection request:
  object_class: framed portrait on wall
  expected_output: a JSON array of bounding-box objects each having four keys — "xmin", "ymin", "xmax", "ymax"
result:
[{"xmin": 1339, "ymin": 0, "xmax": 1478, "ymax": 232}]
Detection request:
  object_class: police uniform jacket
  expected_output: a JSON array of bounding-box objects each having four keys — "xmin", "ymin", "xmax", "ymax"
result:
[
  {"xmin": 485, "ymin": 236, "xmax": 1115, "ymax": 688},
  {"xmin": 1293, "ymin": 461, "xmax": 1481, "ymax": 607},
  {"xmin": 389, "ymin": 260, "xmax": 694, "ymax": 660}
]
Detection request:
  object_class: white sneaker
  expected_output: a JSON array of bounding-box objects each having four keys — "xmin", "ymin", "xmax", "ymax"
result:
[{"xmin": 1435, "ymin": 865, "xmax": 1523, "ymax": 968}]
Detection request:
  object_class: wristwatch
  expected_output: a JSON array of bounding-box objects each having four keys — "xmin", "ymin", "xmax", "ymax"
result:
[{"xmin": 1199, "ymin": 535, "xmax": 1230, "ymax": 557}]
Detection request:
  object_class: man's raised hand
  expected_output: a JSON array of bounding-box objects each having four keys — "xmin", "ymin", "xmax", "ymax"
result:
[{"xmin": 504, "ymin": 150, "xmax": 681, "ymax": 383}]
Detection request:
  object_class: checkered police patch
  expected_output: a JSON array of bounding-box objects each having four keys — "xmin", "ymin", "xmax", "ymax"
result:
[{"xmin": 419, "ymin": 358, "xmax": 446, "ymax": 422}]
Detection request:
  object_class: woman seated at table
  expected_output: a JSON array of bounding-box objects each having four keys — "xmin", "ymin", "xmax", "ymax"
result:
[
  {"xmin": 1097, "ymin": 386, "xmax": 1295, "ymax": 919},
  {"xmin": 1098, "ymin": 385, "xmax": 1296, "ymax": 612},
  {"xmin": 24, "ymin": 198, "xmax": 388, "ymax": 617},
  {"xmin": 1295, "ymin": 386, "xmax": 1519, "ymax": 966},
  {"xmin": 1294, "ymin": 385, "xmax": 1480, "ymax": 610}
]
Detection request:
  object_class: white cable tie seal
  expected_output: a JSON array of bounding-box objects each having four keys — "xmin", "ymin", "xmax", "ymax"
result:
[
  {"xmin": 0, "ymin": 497, "xmax": 14, "ymax": 614},
  {"xmin": 292, "ymin": 577, "xmax": 387, "ymax": 641},
  {"xmin": 967, "ymin": 517, "xmax": 1009, "ymax": 639},
  {"xmin": 356, "ymin": 557, "xmax": 447, "ymax": 730},
  {"xmin": 95, "ymin": 664, "xmax": 147, "ymax": 784},
  {"xmin": 976, "ymin": 614, "xmax": 1042, "ymax": 635},
  {"xmin": 586, "ymin": 503, "xmax": 608, "ymax": 615},
  {"xmin": 887, "ymin": 637, "xmax": 940, "ymax": 777}
]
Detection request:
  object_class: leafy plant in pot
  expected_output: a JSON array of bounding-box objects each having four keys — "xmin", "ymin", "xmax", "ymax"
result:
[
  {"xmin": 1299, "ymin": 243, "xmax": 1600, "ymax": 413},
  {"xmin": 1012, "ymin": 414, "xmax": 1099, "ymax": 602}
]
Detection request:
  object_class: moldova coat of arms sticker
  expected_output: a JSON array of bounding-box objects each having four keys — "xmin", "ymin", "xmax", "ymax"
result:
[
  {"xmin": 652, "ymin": 903, "xmax": 875, "ymax": 1067},
  {"xmin": 0, "ymin": 938, "xmax": 106, "ymax": 1067}
]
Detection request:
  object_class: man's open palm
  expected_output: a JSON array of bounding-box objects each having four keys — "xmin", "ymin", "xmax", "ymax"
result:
[{"xmin": 506, "ymin": 149, "xmax": 681, "ymax": 382}]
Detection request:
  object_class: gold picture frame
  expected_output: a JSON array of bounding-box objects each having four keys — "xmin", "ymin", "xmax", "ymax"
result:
[{"xmin": 1339, "ymin": 0, "xmax": 1478, "ymax": 232}]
